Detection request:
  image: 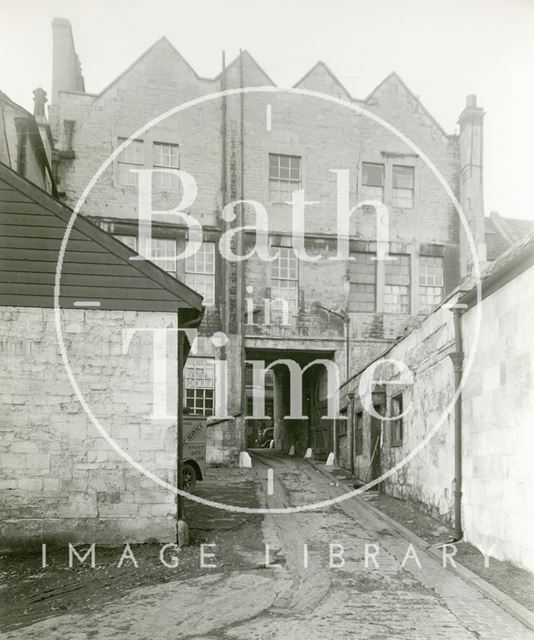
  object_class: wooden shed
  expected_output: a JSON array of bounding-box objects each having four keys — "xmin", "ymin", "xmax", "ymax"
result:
[{"xmin": 0, "ymin": 161, "xmax": 204, "ymax": 546}]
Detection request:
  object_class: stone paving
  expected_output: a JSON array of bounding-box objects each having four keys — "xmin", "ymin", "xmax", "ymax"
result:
[{"xmin": 1, "ymin": 453, "xmax": 532, "ymax": 639}]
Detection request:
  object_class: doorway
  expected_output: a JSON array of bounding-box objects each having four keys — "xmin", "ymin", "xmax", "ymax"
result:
[{"xmin": 369, "ymin": 406, "xmax": 383, "ymax": 489}]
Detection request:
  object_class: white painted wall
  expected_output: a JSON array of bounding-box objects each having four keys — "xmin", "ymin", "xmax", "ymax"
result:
[{"xmin": 462, "ymin": 264, "xmax": 534, "ymax": 572}]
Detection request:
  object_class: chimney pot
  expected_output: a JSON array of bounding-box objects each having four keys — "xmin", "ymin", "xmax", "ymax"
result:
[
  {"xmin": 466, "ymin": 94, "xmax": 477, "ymax": 108},
  {"xmin": 33, "ymin": 87, "xmax": 48, "ymax": 118}
]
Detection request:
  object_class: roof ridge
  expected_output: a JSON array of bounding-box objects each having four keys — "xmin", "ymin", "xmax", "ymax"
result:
[
  {"xmin": 365, "ymin": 71, "xmax": 450, "ymax": 138},
  {"xmin": 293, "ymin": 60, "xmax": 352, "ymax": 98},
  {"xmin": 0, "ymin": 160, "xmax": 204, "ymax": 310}
]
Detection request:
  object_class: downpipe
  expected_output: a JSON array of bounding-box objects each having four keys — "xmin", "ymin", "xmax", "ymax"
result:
[
  {"xmin": 429, "ymin": 303, "xmax": 466, "ymax": 549},
  {"xmin": 450, "ymin": 306, "xmax": 465, "ymax": 542}
]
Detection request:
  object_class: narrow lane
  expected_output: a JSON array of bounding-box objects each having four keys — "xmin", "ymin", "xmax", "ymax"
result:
[
  {"xmin": 3, "ymin": 453, "xmax": 533, "ymax": 639},
  {"xmin": 241, "ymin": 449, "xmax": 534, "ymax": 640}
]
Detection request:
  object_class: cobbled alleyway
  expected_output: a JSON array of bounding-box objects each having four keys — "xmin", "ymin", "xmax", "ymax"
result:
[{"xmin": 2, "ymin": 451, "xmax": 533, "ymax": 640}]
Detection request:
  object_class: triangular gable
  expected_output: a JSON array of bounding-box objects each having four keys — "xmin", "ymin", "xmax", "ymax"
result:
[
  {"xmin": 366, "ymin": 71, "xmax": 449, "ymax": 139},
  {"xmin": 216, "ymin": 50, "xmax": 276, "ymax": 87},
  {"xmin": 0, "ymin": 161, "xmax": 204, "ymax": 318},
  {"xmin": 96, "ymin": 37, "xmax": 212, "ymax": 100},
  {"xmin": 293, "ymin": 61, "xmax": 352, "ymax": 100}
]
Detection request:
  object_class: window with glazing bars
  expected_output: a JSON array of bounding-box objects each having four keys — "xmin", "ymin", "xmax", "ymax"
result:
[
  {"xmin": 184, "ymin": 357, "xmax": 214, "ymax": 416},
  {"xmin": 150, "ymin": 238, "xmax": 177, "ymax": 275},
  {"xmin": 349, "ymin": 252, "xmax": 376, "ymax": 312},
  {"xmin": 113, "ymin": 235, "xmax": 176, "ymax": 275},
  {"xmin": 419, "ymin": 255, "xmax": 444, "ymax": 313},
  {"xmin": 153, "ymin": 142, "xmax": 179, "ymax": 190},
  {"xmin": 185, "ymin": 242, "xmax": 216, "ymax": 306},
  {"xmin": 117, "ymin": 138, "xmax": 144, "ymax": 186},
  {"xmin": 392, "ymin": 165, "xmax": 414, "ymax": 208},
  {"xmin": 361, "ymin": 163, "xmax": 384, "ymax": 202},
  {"xmin": 270, "ymin": 246, "xmax": 298, "ymax": 311},
  {"xmin": 269, "ymin": 154, "xmax": 301, "ymax": 202},
  {"xmin": 384, "ymin": 255, "xmax": 410, "ymax": 313}
]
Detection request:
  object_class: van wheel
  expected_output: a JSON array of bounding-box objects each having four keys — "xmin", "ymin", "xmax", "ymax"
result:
[{"xmin": 182, "ymin": 463, "xmax": 197, "ymax": 492}]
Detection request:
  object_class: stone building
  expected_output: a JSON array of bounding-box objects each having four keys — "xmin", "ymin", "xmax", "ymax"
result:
[
  {"xmin": 0, "ymin": 156, "xmax": 203, "ymax": 545},
  {"xmin": 0, "ymin": 83, "xmax": 204, "ymax": 545},
  {"xmin": 338, "ymin": 230, "xmax": 534, "ymax": 572},
  {"xmin": 49, "ymin": 19, "xmax": 487, "ymax": 463}
]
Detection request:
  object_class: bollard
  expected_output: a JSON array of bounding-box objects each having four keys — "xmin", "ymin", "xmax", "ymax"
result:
[{"xmin": 239, "ymin": 451, "xmax": 252, "ymax": 468}]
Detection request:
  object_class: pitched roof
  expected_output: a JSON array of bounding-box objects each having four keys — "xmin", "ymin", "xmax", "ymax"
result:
[
  {"xmin": 0, "ymin": 90, "xmax": 32, "ymax": 117},
  {"xmin": 365, "ymin": 71, "xmax": 450, "ymax": 139},
  {"xmin": 62, "ymin": 32, "xmax": 449, "ymax": 137},
  {"xmin": 0, "ymin": 160, "xmax": 204, "ymax": 321},
  {"xmin": 215, "ymin": 50, "xmax": 276, "ymax": 86},
  {"xmin": 461, "ymin": 226, "xmax": 534, "ymax": 307},
  {"xmin": 490, "ymin": 210, "xmax": 534, "ymax": 242},
  {"xmin": 96, "ymin": 37, "xmax": 213, "ymax": 99},
  {"xmin": 485, "ymin": 215, "xmax": 510, "ymax": 261},
  {"xmin": 293, "ymin": 61, "xmax": 352, "ymax": 99}
]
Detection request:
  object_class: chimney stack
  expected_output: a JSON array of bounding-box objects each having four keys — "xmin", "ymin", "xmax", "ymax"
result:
[
  {"xmin": 51, "ymin": 18, "xmax": 85, "ymax": 104},
  {"xmin": 458, "ymin": 94, "xmax": 487, "ymax": 278},
  {"xmin": 33, "ymin": 88, "xmax": 47, "ymax": 122}
]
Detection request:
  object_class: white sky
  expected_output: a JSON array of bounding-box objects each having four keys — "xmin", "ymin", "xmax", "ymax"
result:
[{"xmin": 1, "ymin": 0, "xmax": 533, "ymax": 220}]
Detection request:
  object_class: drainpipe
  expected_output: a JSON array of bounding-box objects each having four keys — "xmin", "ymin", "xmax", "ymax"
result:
[
  {"xmin": 449, "ymin": 304, "xmax": 466, "ymax": 541},
  {"xmin": 176, "ymin": 314, "xmax": 204, "ymax": 546},
  {"xmin": 220, "ymin": 51, "xmax": 228, "ymax": 361},
  {"xmin": 348, "ymin": 391, "xmax": 355, "ymax": 475},
  {"xmin": 238, "ymin": 50, "xmax": 246, "ymax": 418},
  {"xmin": 176, "ymin": 328, "xmax": 186, "ymax": 544},
  {"xmin": 344, "ymin": 314, "xmax": 350, "ymax": 381}
]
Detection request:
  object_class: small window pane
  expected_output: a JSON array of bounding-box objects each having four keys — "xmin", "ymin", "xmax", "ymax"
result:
[
  {"xmin": 393, "ymin": 166, "xmax": 414, "ymax": 209},
  {"xmin": 271, "ymin": 246, "xmax": 298, "ymax": 313},
  {"xmin": 184, "ymin": 358, "xmax": 215, "ymax": 416},
  {"xmin": 419, "ymin": 255, "xmax": 444, "ymax": 313},
  {"xmin": 185, "ymin": 242, "xmax": 216, "ymax": 306},
  {"xmin": 385, "ymin": 255, "xmax": 410, "ymax": 314},
  {"xmin": 269, "ymin": 154, "xmax": 302, "ymax": 202},
  {"xmin": 393, "ymin": 166, "xmax": 414, "ymax": 189},
  {"xmin": 117, "ymin": 138, "xmax": 144, "ymax": 187},
  {"xmin": 150, "ymin": 238, "xmax": 176, "ymax": 275},
  {"xmin": 362, "ymin": 163, "xmax": 384, "ymax": 187},
  {"xmin": 361, "ymin": 163, "xmax": 384, "ymax": 203},
  {"xmin": 349, "ymin": 253, "xmax": 376, "ymax": 312},
  {"xmin": 113, "ymin": 235, "xmax": 137, "ymax": 251},
  {"xmin": 153, "ymin": 142, "xmax": 179, "ymax": 190}
]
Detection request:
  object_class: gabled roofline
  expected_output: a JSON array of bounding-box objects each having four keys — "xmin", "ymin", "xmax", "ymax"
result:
[
  {"xmin": 214, "ymin": 49, "xmax": 276, "ymax": 86},
  {"xmin": 63, "ymin": 42, "xmax": 451, "ymax": 141},
  {"xmin": 293, "ymin": 60, "xmax": 353, "ymax": 99},
  {"xmin": 365, "ymin": 71, "xmax": 450, "ymax": 139},
  {"xmin": 0, "ymin": 160, "xmax": 204, "ymax": 315},
  {"xmin": 489, "ymin": 211, "xmax": 515, "ymax": 247},
  {"xmin": 0, "ymin": 90, "xmax": 33, "ymax": 118},
  {"xmin": 0, "ymin": 90, "xmax": 58, "ymax": 197},
  {"xmin": 96, "ymin": 37, "xmax": 214, "ymax": 100}
]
